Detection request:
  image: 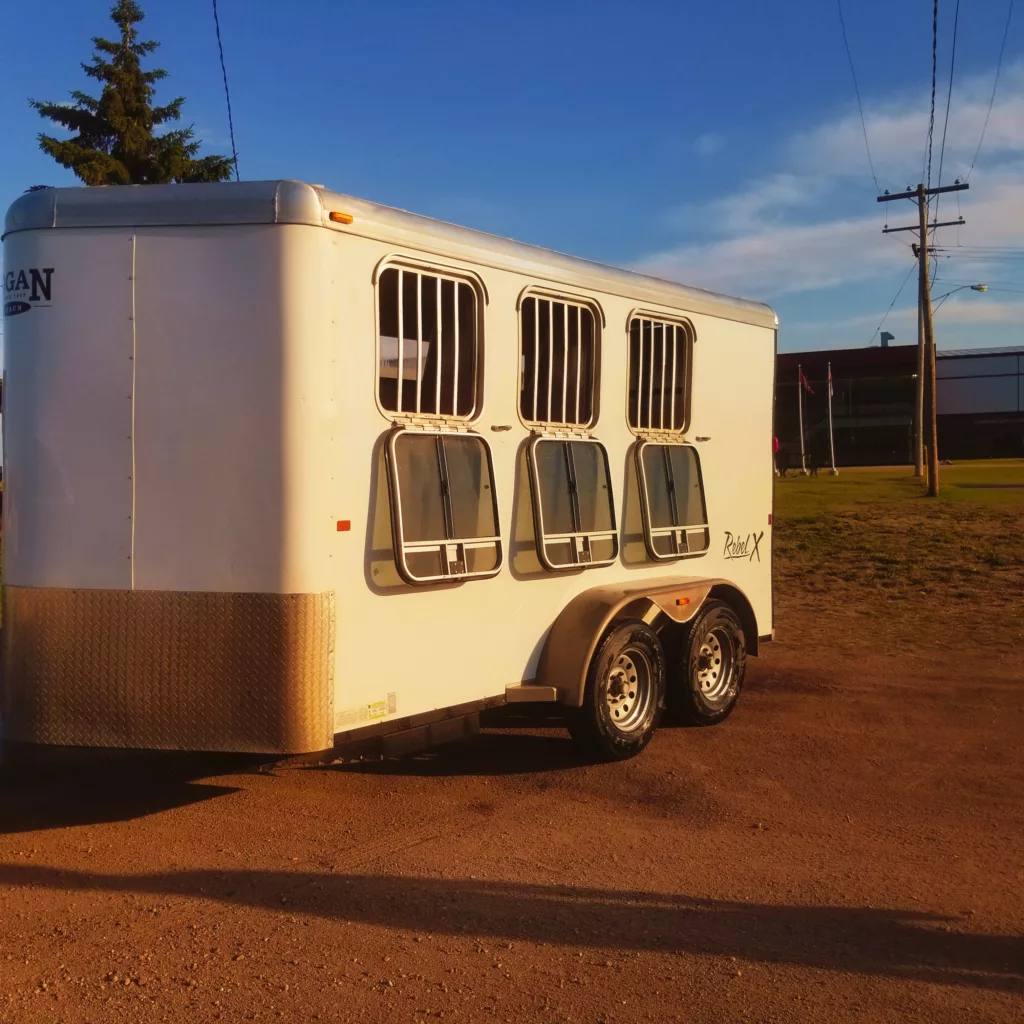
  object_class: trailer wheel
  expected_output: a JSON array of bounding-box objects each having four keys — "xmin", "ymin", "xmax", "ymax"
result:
[
  {"xmin": 569, "ymin": 619, "xmax": 665, "ymax": 761},
  {"xmin": 673, "ymin": 599, "xmax": 746, "ymax": 726}
]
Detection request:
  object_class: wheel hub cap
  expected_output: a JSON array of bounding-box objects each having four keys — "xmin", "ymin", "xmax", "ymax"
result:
[
  {"xmin": 697, "ymin": 630, "xmax": 733, "ymax": 701},
  {"xmin": 604, "ymin": 647, "xmax": 653, "ymax": 733}
]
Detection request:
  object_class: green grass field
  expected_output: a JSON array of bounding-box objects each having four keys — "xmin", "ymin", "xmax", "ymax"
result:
[
  {"xmin": 777, "ymin": 459, "xmax": 1024, "ymax": 514},
  {"xmin": 774, "ymin": 460, "xmax": 1024, "ymax": 653}
]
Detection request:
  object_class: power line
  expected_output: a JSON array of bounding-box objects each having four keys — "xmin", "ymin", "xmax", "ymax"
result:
[
  {"xmin": 837, "ymin": 0, "xmax": 881, "ymax": 193},
  {"xmin": 933, "ymin": 0, "xmax": 960, "ymax": 224},
  {"xmin": 925, "ymin": 0, "xmax": 939, "ymax": 189},
  {"xmin": 967, "ymin": 0, "xmax": 1016, "ymax": 181},
  {"xmin": 868, "ymin": 263, "xmax": 917, "ymax": 345},
  {"xmin": 935, "ymin": 253, "xmax": 1024, "ymax": 262},
  {"xmin": 212, "ymin": 0, "xmax": 240, "ymax": 182},
  {"xmin": 933, "ymin": 244, "xmax": 1024, "ymax": 252}
]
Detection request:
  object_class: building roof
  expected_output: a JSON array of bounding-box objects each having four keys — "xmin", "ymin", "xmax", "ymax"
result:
[
  {"xmin": 938, "ymin": 346, "xmax": 1024, "ymax": 359},
  {"xmin": 777, "ymin": 345, "xmax": 917, "ymax": 373},
  {"xmin": 3, "ymin": 180, "xmax": 777, "ymax": 330},
  {"xmin": 778, "ymin": 343, "xmax": 1024, "ymax": 373}
]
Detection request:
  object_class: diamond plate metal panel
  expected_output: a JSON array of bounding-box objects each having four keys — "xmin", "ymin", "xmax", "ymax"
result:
[{"xmin": 1, "ymin": 587, "xmax": 335, "ymax": 754}]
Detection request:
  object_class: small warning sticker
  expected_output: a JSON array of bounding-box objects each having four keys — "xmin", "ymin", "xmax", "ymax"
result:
[
  {"xmin": 387, "ymin": 692, "xmax": 398, "ymax": 715},
  {"xmin": 367, "ymin": 700, "xmax": 388, "ymax": 720}
]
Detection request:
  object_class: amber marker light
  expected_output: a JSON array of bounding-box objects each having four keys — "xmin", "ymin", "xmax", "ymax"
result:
[
  {"xmin": 676, "ymin": 598, "xmax": 690, "ymax": 606},
  {"xmin": 329, "ymin": 212, "xmax": 354, "ymax": 224}
]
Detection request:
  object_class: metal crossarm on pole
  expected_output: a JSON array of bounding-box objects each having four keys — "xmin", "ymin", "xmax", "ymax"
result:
[
  {"xmin": 883, "ymin": 218, "xmax": 964, "ymax": 234},
  {"xmin": 876, "ymin": 182, "xmax": 969, "ymax": 202}
]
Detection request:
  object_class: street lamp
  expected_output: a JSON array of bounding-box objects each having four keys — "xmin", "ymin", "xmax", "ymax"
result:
[{"xmin": 932, "ymin": 283, "xmax": 988, "ymax": 314}]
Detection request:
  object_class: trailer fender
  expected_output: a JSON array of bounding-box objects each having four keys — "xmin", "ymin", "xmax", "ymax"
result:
[
  {"xmin": 706, "ymin": 583, "xmax": 760, "ymax": 659},
  {"xmin": 536, "ymin": 577, "xmax": 755, "ymax": 708}
]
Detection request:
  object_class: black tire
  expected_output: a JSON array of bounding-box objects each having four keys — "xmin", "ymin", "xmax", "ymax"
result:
[
  {"xmin": 671, "ymin": 599, "xmax": 746, "ymax": 726},
  {"xmin": 568, "ymin": 619, "xmax": 665, "ymax": 761}
]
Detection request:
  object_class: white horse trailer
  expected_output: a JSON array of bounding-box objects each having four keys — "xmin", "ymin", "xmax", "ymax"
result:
[{"xmin": 1, "ymin": 181, "xmax": 776, "ymax": 761}]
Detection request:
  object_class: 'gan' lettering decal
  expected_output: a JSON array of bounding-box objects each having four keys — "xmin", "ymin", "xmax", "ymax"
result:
[{"xmin": 3, "ymin": 267, "xmax": 54, "ymax": 316}]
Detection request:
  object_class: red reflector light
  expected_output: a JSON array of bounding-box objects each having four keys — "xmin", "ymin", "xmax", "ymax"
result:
[
  {"xmin": 337, "ymin": 520, "xmax": 351, "ymax": 532},
  {"xmin": 768, "ymin": 514, "xmax": 773, "ymax": 526}
]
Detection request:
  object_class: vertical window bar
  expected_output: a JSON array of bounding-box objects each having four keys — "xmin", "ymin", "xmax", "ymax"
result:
[
  {"xmin": 635, "ymin": 319, "xmax": 643, "ymax": 430},
  {"xmin": 565, "ymin": 442, "xmax": 582, "ymax": 535},
  {"xmin": 546, "ymin": 300, "xmax": 554, "ymax": 424},
  {"xmin": 646, "ymin": 319, "xmax": 654, "ymax": 431},
  {"xmin": 639, "ymin": 319, "xmax": 647, "ymax": 430},
  {"xmin": 452, "ymin": 282, "xmax": 460, "ymax": 417},
  {"xmin": 574, "ymin": 305, "xmax": 582, "ymax": 424},
  {"xmin": 397, "ymin": 269, "xmax": 405, "ymax": 412},
  {"xmin": 435, "ymin": 435, "xmax": 455, "ymax": 540},
  {"xmin": 536, "ymin": 299, "xmax": 544, "ymax": 421},
  {"xmin": 565, "ymin": 301, "xmax": 573, "ymax": 421},
  {"xmin": 664, "ymin": 445, "xmax": 679, "ymax": 526},
  {"xmin": 668, "ymin": 324, "xmax": 677, "ymax": 431},
  {"xmin": 659, "ymin": 321, "xmax": 668, "ymax": 430},
  {"xmin": 415, "ymin": 274, "xmax": 423, "ymax": 413},
  {"xmin": 435, "ymin": 275, "xmax": 442, "ymax": 415}
]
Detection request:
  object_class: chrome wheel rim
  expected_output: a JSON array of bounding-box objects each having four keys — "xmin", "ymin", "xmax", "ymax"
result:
[
  {"xmin": 696, "ymin": 628, "xmax": 735, "ymax": 703},
  {"xmin": 604, "ymin": 646, "xmax": 653, "ymax": 732}
]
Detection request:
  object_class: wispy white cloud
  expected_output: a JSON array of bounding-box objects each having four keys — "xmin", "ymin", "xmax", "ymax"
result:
[
  {"xmin": 792, "ymin": 293, "xmax": 1022, "ymax": 338},
  {"xmin": 638, "ymin": 64, "xmax": 1024, "ymax": 309},
  {"xmin": 935, "ymin": 296, "xmax": 1024, "ymax": 324}
]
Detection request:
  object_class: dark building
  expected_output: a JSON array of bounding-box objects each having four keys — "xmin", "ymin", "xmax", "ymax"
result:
[{"xmin": 776, "ymin": 344, "xmax": 1024, "ymax": 467}]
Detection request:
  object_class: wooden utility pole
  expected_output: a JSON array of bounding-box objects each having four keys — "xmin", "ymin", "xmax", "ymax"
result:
[
  {"xmin": 917, "ymin": 187, "xmax": 942, "ymax": 495},
  {"xmin": 878, "ymin": 180, "xmax": 969, "ymax": 497},
  {"xmin": 913, "ymin": 299, "xmax": 924, "ymax": 476}
]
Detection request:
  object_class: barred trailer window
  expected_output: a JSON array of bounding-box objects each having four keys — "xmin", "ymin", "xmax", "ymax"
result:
[
  {"xmin": 378, "ymin": 267, "xmax": 478, "ymax": 419},
  {"xmin": 520, "ymin": 296, "xmax": 597, "ymax": 427},
  {"xmin": 627, "ymin": 316, "xmax": 692, "ymax": 433},
  {"xmin": 635, "ymin": 442, "xmax": 709, "ymax": 561},
  {"xmin": 385, "ymin": 429, "xmax": 502, "ymax": 585}
]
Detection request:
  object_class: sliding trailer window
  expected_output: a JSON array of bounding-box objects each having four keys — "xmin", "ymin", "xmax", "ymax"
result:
[
  {"xmin": 635, "ymin": 442, "xmax": 709, "ymax": 561},
  {"xmin": 520, "ymin": 294, "xmax": 598, "ymax": 428},
  {"xmin": 528, "ymin": 437, "xmax": 617, "ymax": 571},
  {"xmin": 627, "ymin": 315, "xmax": 693, "ymax": 433},
  {"xmin": 377, "ymin": 266, "xmax": 479, "ymax": 419},
  {"xmin": 386, "ymin": 429, "xmax": 502, "ymax": 584}
]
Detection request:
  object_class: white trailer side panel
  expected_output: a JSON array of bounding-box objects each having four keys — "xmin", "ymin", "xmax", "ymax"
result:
[
  {"xmin": 324, "ymin": 232, "xmax": 774, "ymax": 731},
  {"xmin": 130, "ymin": 225, "xmax": 338, "ymax": 595}
]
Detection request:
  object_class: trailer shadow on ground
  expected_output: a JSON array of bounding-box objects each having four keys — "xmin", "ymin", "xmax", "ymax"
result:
[
  {"xmin": 0, "ymin": 865, "xmax": 1019, "ymax": 993},
  {"xmin": 327, "ymin": 729, "xmax": 589, "ymax": 778},
  {"xmin": 0, "ymin": 751, "xmax": 248, "ymax": 835}
]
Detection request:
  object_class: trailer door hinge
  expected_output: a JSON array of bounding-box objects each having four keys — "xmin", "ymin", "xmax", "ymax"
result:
[
  {"xmin": 392, "ymin": 415, "xmax": 470, "ymax": 432},
  {"xmin": 535, "ymin": 427, "xmax": 592, "ymax": 441}
]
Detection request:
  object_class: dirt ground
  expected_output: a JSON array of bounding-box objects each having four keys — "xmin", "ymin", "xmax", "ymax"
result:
[{"xmin": 1, "ymin": 467, "xmax": 1022, "ymax": 1023}]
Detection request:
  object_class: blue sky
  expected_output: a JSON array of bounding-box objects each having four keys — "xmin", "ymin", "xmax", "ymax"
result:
[{"xmin": 2, "ymin": 0, "xmax": 1022, "ymax": 353}]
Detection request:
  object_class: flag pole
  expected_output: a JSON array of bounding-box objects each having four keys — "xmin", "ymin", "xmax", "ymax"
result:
[
  {"xmin": 827, "ymin": 361, "xmax": 838, "ymax": 475},
  {"xmin": 797, "ymin": 364, "xmax": 807, "ymax": 475}
]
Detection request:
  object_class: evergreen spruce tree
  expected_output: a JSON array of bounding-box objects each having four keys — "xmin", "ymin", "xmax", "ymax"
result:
[{"xmin": 30, "ymin": 0, "xmax": 233, "ymax": 185}]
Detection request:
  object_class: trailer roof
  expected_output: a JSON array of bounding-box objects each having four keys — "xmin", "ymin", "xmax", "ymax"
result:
[{"xmin": 4, "ymin": 180, "xmax": 777, "ymax": 330}]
